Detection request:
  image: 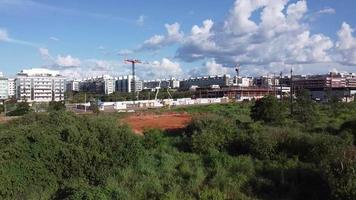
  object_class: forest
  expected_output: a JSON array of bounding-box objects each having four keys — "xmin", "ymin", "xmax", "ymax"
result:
[{"xmin": 0, "ymin": 91, "xmax": 355, "ymax": 200}]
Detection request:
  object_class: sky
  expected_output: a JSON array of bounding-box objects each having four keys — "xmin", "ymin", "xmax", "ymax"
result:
[{"xmin": 0, "ymin": 0, "xmax": 355, "ymax": 79}]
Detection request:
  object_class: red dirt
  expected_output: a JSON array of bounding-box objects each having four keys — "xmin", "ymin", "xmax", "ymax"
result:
[{"xmin": 121, "ymin": 112, "xmax": 192, "ymax": 135}]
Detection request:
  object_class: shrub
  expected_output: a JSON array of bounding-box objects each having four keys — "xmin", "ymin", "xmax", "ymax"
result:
[{"xmin": 251, "ymin": 95, "xmax": 286, "ymax": 124}]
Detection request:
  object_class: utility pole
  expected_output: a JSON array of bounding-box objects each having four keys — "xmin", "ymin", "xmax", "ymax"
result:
[
  {"xmin": 125, "ymin": 59, "xmax": 141, "ymax": 105},
  {"xmin": 290, "ymin": 68, "xmax": 293, "ymax": 115},
  {"xmin": 273, "ymin": 73, "xmax": 276, "ymax": 98},
  {"xmin": 84, "ymin": 93, "xmax": 87, "ymax": 113}
]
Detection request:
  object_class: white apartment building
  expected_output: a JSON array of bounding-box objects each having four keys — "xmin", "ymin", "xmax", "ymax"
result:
[
  {"xmin": 116, "ymin": 75, "xmax": 143, "ymax": 93},
  {"xmin": 79, "ymin": 75, "xmax": 115, "ymax": 95},
  {"xmin": 16, "ymin": 69, "xmax": 66, "ymax": 102},
  {"xmin": 180, "ymin": 75, "xmax": 231, "ymax": 90},
  {"xmin": 0, "ymin": 72, "xmax": 8, "ymax": 100},
  {"xmin": 7, "ymin": 78, "xmax": 15, "ymax": 97},
  {"xmin": 232, "ymin": 76, "xmax": 254, "ymax": 87},
  {"xmin": 143, "ymin": 78, "xmax": 180, "ymax": 90}
]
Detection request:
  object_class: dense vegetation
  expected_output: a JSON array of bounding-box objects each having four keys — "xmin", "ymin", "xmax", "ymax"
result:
[{"xmin": 0, "ymin": 95, "xmax": 355, "ymax": 199}]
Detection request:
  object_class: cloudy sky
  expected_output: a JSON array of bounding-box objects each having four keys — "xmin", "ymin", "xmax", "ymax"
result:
[{"xmin": 0, "ymin": 0, "xmax": 355, "ymax": 79}]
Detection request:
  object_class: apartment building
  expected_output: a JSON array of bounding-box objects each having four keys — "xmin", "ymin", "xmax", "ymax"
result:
[
  {"xmin": 253, "ymin": 76, "xmax": 280, "ymax": 88},
  {"xmin": 143, "ymin": 78, "xmax": 180, "ymax": 90},
  {"xmin": 66, "ymin": 80, "xmax": 80, "ymax": 92},
  {"xmin": 0, "ymin": 72, "xmax": 8, "ymax": 100},
  {"xmin": 16, "ymin": 69, "xmax": 66, "ymax": 102},
  {"xmin": 7, "ymin": 78, "xmax": 15, "ymax": 97},
  {"xmin": 180, "ymin": 75, "xmax": 231, "ymax": 90},
  {"xmin": 116, "ymin": 75, "xmax": 143, "ymax": 93},
  {"xmin": 79, "ymin": 75, "xmax": 115, "ymax": 95}
]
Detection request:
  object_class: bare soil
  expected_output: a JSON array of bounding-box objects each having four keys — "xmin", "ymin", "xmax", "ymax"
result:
[{"xmin": 121, "ymin": 112, "xmax": 192, "ymax": 135}]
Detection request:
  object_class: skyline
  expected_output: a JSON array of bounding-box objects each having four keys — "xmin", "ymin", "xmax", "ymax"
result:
[{"xmin": 0, "ymin": 0, "xmax": 356, "ymax": 79}]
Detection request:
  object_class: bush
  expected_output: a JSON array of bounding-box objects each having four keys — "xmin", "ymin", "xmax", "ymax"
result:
[
  {"xmin": 186, "ymin": 114, "xmax": 236, "ymax": 153},
  {"xmin": 7, "ymin": 102, "xmax": 30, "ymax": 116},
  {"xmin": 251, "ymin": 95, "xmax": 286, "ymax": 124},
  {"xmin": 48, "ymin": 101, "xmax": 66, "ymax": 112}
]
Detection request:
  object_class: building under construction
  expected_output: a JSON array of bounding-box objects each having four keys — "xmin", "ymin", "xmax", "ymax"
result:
[{"xmin": 196, "ymin": 86, "xmax": 288, "ymax": 101}]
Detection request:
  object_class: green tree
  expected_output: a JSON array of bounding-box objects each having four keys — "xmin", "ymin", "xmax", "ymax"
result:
[
  {"xmin": 293, "ymin": 89, "xmax": 318, "ymax": 129},
  {"xmin": 250, "ymin": 95, "xmax": 286, "ymax": 124},
  {"xmin": 7, "ymin": 101, "xmax": 30, "ymax": 116},
  {"xmin": 48, "ymin": 101, "xmax": 66, "ymax": 112}
]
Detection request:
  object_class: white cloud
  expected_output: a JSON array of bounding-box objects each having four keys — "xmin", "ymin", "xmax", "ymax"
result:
[
  {"xmin": 38, "ymin": 48, "xmax": 81, "ymax": 69},
  {"xmin": 0, "ymin": 28, "xmax": 9, "ymax": 41},
  {"xmin": 49, "ymin": 36, "xmax": 59, "ymax": 41},
  {"xmin": 317, "ymin": 8, "xmax": 335, "ymax": 15},
  {"xmin": 0, "ymin": 27, "xmax": 39, "ymax": 47},
  {"xmin": 39, "ymin": 47, "xmax": 51, "ymax": 58},
  {"xmin": 55, "ymin": 55, "xmax": 81, "ymax": 67},
  {"xmin": 336, "ymin": 22, "xmax": 356, "ymax": 65},
  {"xmin": 139, "ymin": 22, "xmax": 183, "ymax": 50},
  {"xmin": 177, "ymin": 0, "xmax": 335, "ymax": 72},
  {"xmin": 139, "ymin": 58, "xmax": 183, "ymax": 79},
  {"xmin": 204, "ymin": 59, "xmax": 233, "ymax": 76},
  {"xmin": 117, "ymin": 49, "xmax": 133, "ymax": 56},
  {"xmin": 136, "ymin": 15, "xmax": 146, "ymax": 26}
]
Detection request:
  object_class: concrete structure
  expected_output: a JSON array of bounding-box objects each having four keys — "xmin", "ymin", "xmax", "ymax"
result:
[
  {"xmin": 232, "ymin": 76, "xmax": 254, "ymax": 87},
  {"xmin": 180, "ymin": 75, "xmax": 231, "ymax": 90},
  {"xmin": 284, "ymin": 72, "xmax": 356, "ymax": 102},
  {"xmin": 143, "ymin": 78, "xmax": 180, "ymax": 91},
  {"xmin": 0, "ymin": 72, "xmax": 8, "ymax": 100},
  {"xmin": 16, "ymin": 68, "xmax": 66, "ymax": 102},
  {"xmin": 197, "ymin": 86, "xmax": 283, "ymax": 101},
  {"xmin": 66, "ymin": 80, "xmax": 80, "ymax": 92},
  {"xmin": 93, "ymin": 97, "xmax": 230, "ymax": 111},
  {"xmin": 7, "ymin": 78, "xmax": 15, "ymax": 97},
  {"xmin": 80, "ymin": 75, "xmax": 115, "ymax": 95},
  {"xmin": 253, "ymin": 76, "xmax": 279, "ymax": 88},
  {"xmin": 116, "ymin": 75, "xmax": 143, "ymax": 93}
]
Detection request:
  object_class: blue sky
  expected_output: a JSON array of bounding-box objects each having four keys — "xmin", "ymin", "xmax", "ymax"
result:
[{"xmin": 0, "ymin": 0, "xmax": 355, "ymax": 79}]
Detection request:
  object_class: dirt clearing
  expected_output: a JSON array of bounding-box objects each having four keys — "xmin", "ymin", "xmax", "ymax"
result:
[{"xmin": 121, "ymin": 112, "xmax": 192, "ymax": 134}]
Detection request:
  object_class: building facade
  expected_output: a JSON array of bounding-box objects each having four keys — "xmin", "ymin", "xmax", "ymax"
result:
[
  {"xmin": 79, "ymin": 75, "xmax": 115, "ymax": 95},
  {"xmin": 16, "ymin": 69, "xmax": 66, "ymax": 102},
  {"xmin": 116, "ymin": 75, "xmax": 143, "ymax": 93},
  {"xmin": 0, "ymin": 72, "xmax": 8, "ymax": 100},
  {"xmin": 7, "ymin": 78, "xmax": 15, "ymax": 98},
  {"xmin": 143, "ymin": 78, "xmax": 180, "ymax": 91},
  {"xmin": 179, "ymin": 75, "xmax": 231, "ymax": 90},
  {"xmin": 66, "ymin": 80, "xmax": 80, "ymax": 92}
]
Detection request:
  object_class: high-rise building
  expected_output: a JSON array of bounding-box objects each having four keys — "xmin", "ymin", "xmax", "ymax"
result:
[
  {"xmin": 66, "ymin": 80, "xmax": 80, "ymax": 92},
  {"xmin": 143, "ymin": 78, "xmax": 180, "ymax": 91},
  {"xmin": 16, "ymin": 69, "xmax": 66, "ymax": 102},
  {"xmin": 0, "ymin": 72, "xmax": 8, "ymax": 100},
  {"xmin": 116, "ymin": 75, "xmax": 143, "ymax": 93},
  {"xmin": 7, "ymin": 78, "xmax": 15, "ymax": 97},
  {"xmin": 179, "ymin": 75, "xmax": 231, "ymax": 90},
  {"xmin": 79, "ymin": 75, "xmax": 115, "ymax": 95},
  {"xmin": 253, "ymin": 76, "xmax": 279, "ymax": 87}
]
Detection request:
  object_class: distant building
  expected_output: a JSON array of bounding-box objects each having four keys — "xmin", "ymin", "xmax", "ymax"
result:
[
  {"xmin": 143, "ymin": 78, "xmax": 180, "ymax": 91},
  {"xmin": 116, "ymin": 75, "xmax": 143, "ymax": 93},
  {"xmin": 291, "ymin": 72, "xmax": 356, "ymax": 102},
  {"xmin": 232, "ymin": 76, "xmax": 254, "ymax": 87},
  {"xmin": 253, "ymin": 76, "xmax": 279, "ymax": 87},
  {"xmin": 66, "ymin": 80, "xmax": 80, "ymax": 92},
  {"xmin": 0, "ymin": 72, "xmax": 8, "ymax": 100},
  {"xmin": 180, "ymin": 75, "xmax": 231, "ymax": 90},
  {"xmin": 80, "ymin": 75, "xmax": 115, "ymax": 95},
  {"xmin": 16, "ymin": 68, "xmax": 66, "ymax": 102},
  {"xmin": 7, "ymin": 78, "xmax": 15, "ymax": 98}
]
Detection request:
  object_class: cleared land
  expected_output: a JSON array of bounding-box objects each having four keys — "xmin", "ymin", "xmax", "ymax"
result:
[
  {"xmin": 0, "ymin": 116, "xmax": 18, "ymax": 124},
  {"xmin": 121, "ymin": 112, "xmax": 192, "ymax": 134}
]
